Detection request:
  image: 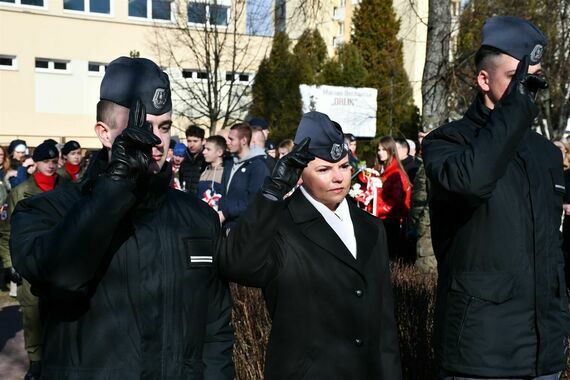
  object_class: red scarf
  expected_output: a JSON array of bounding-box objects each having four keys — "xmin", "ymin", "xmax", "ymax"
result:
[
  {"xmin": 65, "ymin": 162, "xmax": 81, "ymax": 180},
  {"xmin": 34, "ymin": 172, "xmax": 57, "ymax": 192}
]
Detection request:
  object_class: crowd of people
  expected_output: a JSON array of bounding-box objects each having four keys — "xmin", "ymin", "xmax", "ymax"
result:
[{"xmin": 0, "ymin": 14, "xmax": 569, "ymax": 380}]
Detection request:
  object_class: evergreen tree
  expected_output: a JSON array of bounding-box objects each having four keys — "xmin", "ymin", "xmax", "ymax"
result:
[
  {"xmin": 249, "ymin": 32, "xmax": 303, "ymax": 143},
  {"xmin": 293, "ymin": 29, "xmax": 328, "ymax": 84},
  {"xmin": 319, "ymin": 43, "xmax": 369, "ymax": 87},
  {"xmin": 352, "ymin": 0, "xmax": 418, "ymax": 138}
]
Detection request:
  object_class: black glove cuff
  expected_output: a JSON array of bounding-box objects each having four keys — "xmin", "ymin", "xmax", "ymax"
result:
[{"xmin": 261, "ymin": 176, "xmax": 290, "ymax": 201}]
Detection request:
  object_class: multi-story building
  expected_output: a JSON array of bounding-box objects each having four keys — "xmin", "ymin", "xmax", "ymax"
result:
[
  {"xmin": 0, "ymin": 0, "xmax": 460, "ymax": 148},
  {"xmin": 284, "ymin": 0, "xmax": 433, "ymax": 110},
  {"xmin": 0, "ymin": 0, "xmax": 273, "ymax": 147}
]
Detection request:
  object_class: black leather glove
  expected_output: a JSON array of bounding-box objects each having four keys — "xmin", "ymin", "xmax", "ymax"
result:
[
  {"xmin": 507, "ymin": 55, "xmax": 548, "ymax": 104},
  {"xmin": 106, "ymin": 99, "xmax": 161, "ymax": 181},
  {"xmin": 262, "ymin": 137, "xmax": 315, "ymax": 200},
  {"xmin": 522, "ymin": 72, "xmax": 548, "ymax": 101},
  {"xmin": 5, "ymin": 267, "xmax": 22, "ymax": 285}
]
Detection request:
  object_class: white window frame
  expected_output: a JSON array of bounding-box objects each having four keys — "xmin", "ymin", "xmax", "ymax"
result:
[
  {"xmin": 87, "ymin": 61, "xmax": 107, "ymax": 76},
  {"xmin": 63, "ymin": 0, "xmax": 114, "ymax": 17},
  {"xmin": 0, "ymin": 55, "xmax": 18, "ymax": 71},
  {"xmin": 0, "ymin": 0, "xmax": 47, "ymax": 9},
  {"xmin": 35, "ymin": 58, "xmax": 72, "ymax": 75},
  {"xmin": 128, "ymin": 0, "xmax": 174, "ymax": 23},
  {"xmin": 187, "ymin": 0, "xmax": 230, "ymax": 28}
]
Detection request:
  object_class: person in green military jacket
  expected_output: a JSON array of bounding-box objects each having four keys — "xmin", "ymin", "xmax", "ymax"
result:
[
  {"xmin": 409, "ymin": 157, "xmax": 437, "ymax": 274},
  {"xmin": 4, "ymin": 141, "xmax": 61, "ymax": 380}
]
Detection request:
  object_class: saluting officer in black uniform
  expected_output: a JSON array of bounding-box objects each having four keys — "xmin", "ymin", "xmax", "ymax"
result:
[
  {"xmin": 10, "ymin": 57, "xmax": 233, "ymax": 379},
  {"xmin": 219, "ymin": 112, "xmax": 402, "ymax": 379},
  {"xmin": 423, "ymin": 17, "xmax": 570, "ymax": 379}
]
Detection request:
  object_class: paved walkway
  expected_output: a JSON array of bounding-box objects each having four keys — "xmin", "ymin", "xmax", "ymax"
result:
[{"xmin": 0, "ymin": 302, "xmax": 27, "ymax": 380}]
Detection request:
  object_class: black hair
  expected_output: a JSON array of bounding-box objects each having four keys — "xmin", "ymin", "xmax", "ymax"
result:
[
  {"xmin": 185, "ymin": 125, "xmax": 205, "ymax": 139},
  {"xmin": 393, "ymin": 137, "xmax": 410, "ymax": 154},
  {"xmin": 475, "ymin": 45, "xmax": 504, "ymax": 72}
]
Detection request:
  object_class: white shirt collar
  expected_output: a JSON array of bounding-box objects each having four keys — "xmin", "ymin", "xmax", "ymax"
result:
[{"xmin": 299, "ymin": 186, "xmax": 357, "ymax": 258}]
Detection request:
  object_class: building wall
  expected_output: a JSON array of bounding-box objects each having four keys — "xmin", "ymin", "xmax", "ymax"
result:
[
  {"xmin": 0, "ymin": 1, "xmax": 271, "ymax": 148},
  {"xmin": 393, "ymin": 0, "xmax": 428, "ymax": 111}
]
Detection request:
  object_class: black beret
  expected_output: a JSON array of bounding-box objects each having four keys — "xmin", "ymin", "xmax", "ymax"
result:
[
  {"xmin": 100, "ymin": 56, "xmax": 172, "ymax": 115},
  {"xmin": 8, "ymin": 139, "xmax": 27, "ymax": 155},
  {"xmin": 294, "ymin": 112, "xmax": 348, "ymax": 163},
  {"xmin": 344, "ymin": 133, "xmax": 356, "ymax": 142},
  {"xmin": 249, "ymin": 117, "xmax": 269, "ymax": 130},
  {"xmin": 265, "ymin": 139, "xmax": 275, "ymax": 150},
  {"xmin": 62, "ymin": 140, "xmax": 81, "ymax": 155},
  {"xmin": 482, "ymin": 16, "xmax": 547, "ymax": 65},
  {"xmin": 33, "ymin": 141, "xmax": 59, "ymax": 162}
]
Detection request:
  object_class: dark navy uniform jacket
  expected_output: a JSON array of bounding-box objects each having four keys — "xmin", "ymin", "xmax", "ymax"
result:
[
  {"xmin": 10, "ymin": 151, "xmax": 234, "ymax": 380},
  {"xmin": 424, "ymin": 93, "xmax": 570, "ymax": 377},
  {"xmin": 219, "ymin": 191, "xmax": 402, "ymax": 379}
]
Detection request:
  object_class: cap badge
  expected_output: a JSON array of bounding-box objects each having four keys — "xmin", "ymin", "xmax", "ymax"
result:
[
  {"xmin": 331, "ymin": 143, "xmax": 343, "ymax": 161},
  {"xmin": 152, "ymin": 88, "xmax": 168, "ymax": 110},
  {"xmin": 530, "ymin": 44, "xmax": 544, "ymax": 64}
]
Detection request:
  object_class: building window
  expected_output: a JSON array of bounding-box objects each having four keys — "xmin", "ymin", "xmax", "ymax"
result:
[
  {"xmin": 182, "ymin": 69, "xmax": 210, "ymax": 81},
  {"xmin": 246, "ymin": 0, "xmax": 273, "ymax": 36},
  {"xmin": 129, "ymin": 0, "xmax": 171, "ymax": 20},
  {"xmin": 0, "ymin": 55, "xmax": 17, "ymax": 70},
  {"xmin": 64, "ymin": 0, "xmax": 111, "ymax": 14},
  {"xmin": 88, "ymin": 61, "xmax": 107, "ymax": 74},
  {"xmin": 225, "ymin": 72, "xmax": 251, "ymax": 83},
  {"xmin": 0, "ymin": 0, "xmax": 44, "ymax": 6},
  {"xmin": 35, "ymin": 58, "xmax": 70, "ymax": 73},
  {"xmin": 188, "ymin": 2, "xmax": 229, "ymax": 26}
]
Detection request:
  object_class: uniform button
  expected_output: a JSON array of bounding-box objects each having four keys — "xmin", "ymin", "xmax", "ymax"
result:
[
  {"xmin": 355, "ymin": 289, "xmax": 363, "ymax": 297},
  {"xmin": 354, "ymin": 338, "xmax": 363, "ymax": 347}
]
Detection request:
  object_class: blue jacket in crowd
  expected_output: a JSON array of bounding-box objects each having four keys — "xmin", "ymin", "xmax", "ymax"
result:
[{"xmin": 219, "ymin": 149, "xmax": 269, "ymax": 230}]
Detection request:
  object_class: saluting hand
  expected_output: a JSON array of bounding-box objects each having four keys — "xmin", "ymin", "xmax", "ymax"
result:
[
  {"xmin": 262, "ymin": 137, "xmax": 315, "ymax": 200},
  {"xmin": 507, "ymin": 55, "xmax": 548, "ymax": 104},
  {"xmin": 106, "ymin": 98, "xmax": 161, "ymax": 181}
]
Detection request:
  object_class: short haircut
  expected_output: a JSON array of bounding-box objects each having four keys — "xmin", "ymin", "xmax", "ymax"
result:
[
  {"xmin": 230, "ymin": 123, "xmax": 252, "ymax": 145},
  {"xmin": 206, "ymin": 135, "xmax": 227, "ymax": 152},
  {"xmin": 394, "ymin": 137, "xmax": 409, "ymax": 154},
  {"xmin": 475, "ymin": 45, "xmax": 504, "ymax": 72},
  {"xmin": 186, "ymin": 125, "xmax": 205, "ymax": 139},
  {"xmin": 96, "ymin": 100, "xmax": 125, "ymax": 130},
  {"xmin": 251, "ymin": 126, "xmax": 263, "ymax": 134},
  {"xmin": 250, "ymin": 125, "xmax": 266, "ymax": 146}
]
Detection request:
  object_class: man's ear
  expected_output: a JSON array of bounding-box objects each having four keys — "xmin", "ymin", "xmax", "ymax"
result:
[
  {"xmin": 94, "ymin": 121, "xmax": 113, "ymax": 149},
  {"xmin": 477, "ymin": 69, "xmax": 491, "ymax": 93}
]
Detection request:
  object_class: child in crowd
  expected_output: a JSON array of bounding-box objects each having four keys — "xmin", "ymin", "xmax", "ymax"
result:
[
  {"xmin": 171, "ymin": 143, "xmax": 186, "ymax": 191},
  {"xmin": 198, "ymin": 135, "xmax": 226, "ymax": 210}
]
